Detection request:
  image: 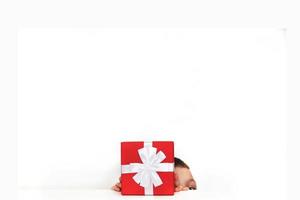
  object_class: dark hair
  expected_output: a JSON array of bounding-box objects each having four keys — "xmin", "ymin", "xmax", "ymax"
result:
[{"xmin": 174, "ymin": 157, "xmax": 190, "ymax": 169}]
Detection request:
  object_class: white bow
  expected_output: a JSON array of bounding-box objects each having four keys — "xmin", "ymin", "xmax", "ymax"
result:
[{"xmin": 121, "ymin": 146, "xmax": 174, "ymax": 194}]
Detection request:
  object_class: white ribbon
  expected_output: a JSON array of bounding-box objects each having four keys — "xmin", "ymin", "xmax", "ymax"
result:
[{"xmin": 121, "ymin": 142, "xmax": 174, "ymax": 195}]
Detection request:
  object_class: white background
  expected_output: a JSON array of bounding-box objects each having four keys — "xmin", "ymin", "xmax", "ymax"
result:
[
  {"xmin": 1, "ymin": 1, "xmax": 300, "ymax": 200},
  {"xmin": 17, "ymin": 28, "xmax": 286, "ymax": 199}
]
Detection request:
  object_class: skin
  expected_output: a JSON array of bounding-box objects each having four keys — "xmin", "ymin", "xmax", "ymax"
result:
[{"xmin": 112, "ymin": 166, "xmax": 196, "ymax": 192}]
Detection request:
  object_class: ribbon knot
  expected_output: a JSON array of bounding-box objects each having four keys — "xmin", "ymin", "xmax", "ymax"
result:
[{"xmin": 131, "ymin": 147, "xmax": 166, "ymax": 187}]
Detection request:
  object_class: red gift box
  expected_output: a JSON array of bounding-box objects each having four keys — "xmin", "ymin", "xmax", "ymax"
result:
[{"xmin": 121, "ymin": 141, "xmax": 174, "ymax": 195}]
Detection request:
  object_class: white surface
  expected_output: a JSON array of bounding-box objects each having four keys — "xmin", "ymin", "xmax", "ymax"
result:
[
  {"xmin": 17, "ymin": 189, "xmax": 229, "ymax": 200},
  {"xmin": 17, "ymin": 28, "xmax": 287, "ymax": 199}
]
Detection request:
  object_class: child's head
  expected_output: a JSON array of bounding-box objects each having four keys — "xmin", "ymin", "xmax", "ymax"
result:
[{"xmin": 174, "ymin": 157, "xmax": 197, "ymax": 190}]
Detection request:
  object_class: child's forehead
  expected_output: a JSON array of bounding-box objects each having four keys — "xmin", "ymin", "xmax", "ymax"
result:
[
  {"xmin": 175, "ymin": 166, "xmax": 190, "ymax": 170},
  {"xmin": 174, "ymin": 166, "xmax": 192, "ymax": 174}
]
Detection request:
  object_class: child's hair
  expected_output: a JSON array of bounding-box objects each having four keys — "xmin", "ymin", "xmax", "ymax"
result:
[{"xmin": 174, "ymin": 157, "xmax": 190, "ymax": 169}]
